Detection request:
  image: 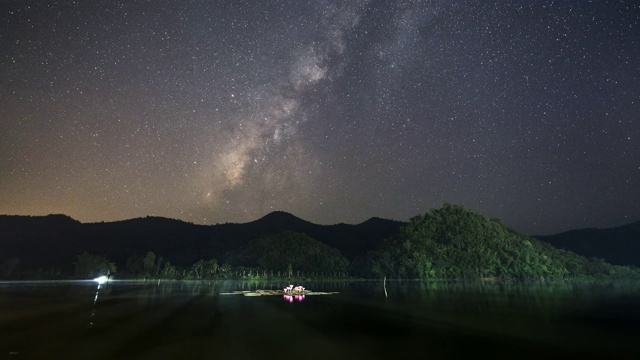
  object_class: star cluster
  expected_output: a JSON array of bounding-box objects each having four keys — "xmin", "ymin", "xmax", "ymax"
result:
[{"xmin": 1, "ymin": 0, "xmax": 639, "ymax": 234}]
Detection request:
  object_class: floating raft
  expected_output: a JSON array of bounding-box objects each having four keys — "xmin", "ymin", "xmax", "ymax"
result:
[{"xmin": 220, "ymin": 289, "xmax": 339, "ymax": 297}]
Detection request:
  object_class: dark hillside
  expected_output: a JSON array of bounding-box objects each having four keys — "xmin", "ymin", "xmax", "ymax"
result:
[
  {"xmin": 371, "ymin": 204, "xmax": 637, "ymax": 279},
  {"xmin": 536, "ymin": 221, "xmax": 640, "ymax": 266},
  {"xmin": 0, "ymin": 212, "xmax": 404, "ymax": 269}
]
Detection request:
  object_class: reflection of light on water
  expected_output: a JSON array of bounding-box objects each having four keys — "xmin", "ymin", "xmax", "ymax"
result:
[
  {"xmin": 90, "ymin": 278, "xmax": 108, "ymax": 328},
  {"xmin": 89, "ymin": 308, "xmax": 96, "ymax": 327},
  {"xmin": 283, "ymin": 294, "xmax": 305, "ymax": 303}
]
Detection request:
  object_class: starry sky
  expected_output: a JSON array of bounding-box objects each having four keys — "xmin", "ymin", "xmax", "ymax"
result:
[{"xmin": 1, "ymin": 0, "xmax": 639, "ymax": 235}]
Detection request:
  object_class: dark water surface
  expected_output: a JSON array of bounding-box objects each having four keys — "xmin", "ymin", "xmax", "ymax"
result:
[{"xmin": 1, "ymin": 279, "xmax": 639, "ymax": 359}]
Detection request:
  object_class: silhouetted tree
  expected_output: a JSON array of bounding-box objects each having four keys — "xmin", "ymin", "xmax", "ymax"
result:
[
  {"xmin": 73, "ymin": 252, "xmax": 116, "ymax": 278},
  {"xmin": 161, "ymin": 261, "xmax": 177, "ymax": 277},
  {"xmin": 191, "ymin": 260, "xmax": 205, "ymax": 278}
]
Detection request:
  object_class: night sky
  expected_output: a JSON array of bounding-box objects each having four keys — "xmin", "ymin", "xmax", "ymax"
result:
[{"xmin": 1, "ymin": 1, "xmax": 639, "ymax": 235}]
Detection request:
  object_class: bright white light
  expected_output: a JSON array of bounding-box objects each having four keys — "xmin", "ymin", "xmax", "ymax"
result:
[{"xmin": 93, "ymin": 275, "xmax": 108, "ymax": 284}]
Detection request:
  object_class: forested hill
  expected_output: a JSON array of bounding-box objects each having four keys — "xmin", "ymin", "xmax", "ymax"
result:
[
  {"xmin": 368, "ymin": 204, "xmax": 638, "ymax": 279},
  {"xmin": 536, "ymin": 221, "xmax": 640, "ymax": 266},
  {"xmin": 0, "ymin": 212, "xmax": 404, "ymax": 268}
]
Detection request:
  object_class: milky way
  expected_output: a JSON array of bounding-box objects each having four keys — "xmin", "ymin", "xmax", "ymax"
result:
[{"xmin": 1, "ymin": 0, "xmax": 639, "ymax": 234}]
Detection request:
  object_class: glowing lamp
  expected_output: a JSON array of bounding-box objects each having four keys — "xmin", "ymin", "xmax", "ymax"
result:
[{"xmin": 93, "ymin": 275, "xmax": 109, "ymax": 284}]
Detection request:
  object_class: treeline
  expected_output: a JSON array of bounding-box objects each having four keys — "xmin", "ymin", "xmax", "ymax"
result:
[
  {"xmin": 0, "ymin": 232, "xmax": 350, "ymax": 280},
  {"xmin": 224, "ymin": 231, "xmax": 349, "ymax": 275},
  {"xmin": 354, "ymin": 204, "xmax": 638, "ymax": 280},
  {"xmin": 2, "ymin": 204, "xmax": 638, "ymax": 281}
]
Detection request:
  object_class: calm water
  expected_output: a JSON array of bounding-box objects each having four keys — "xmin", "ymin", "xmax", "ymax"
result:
[{"xmin": 1, "ymin": 279, "xmax": 639, "ymax": 359}]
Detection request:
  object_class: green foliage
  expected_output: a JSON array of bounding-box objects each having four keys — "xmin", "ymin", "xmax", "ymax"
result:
[
  {"xmin": 161, "ymin": 261, "xmax": 177, "ymax": 277},
  {"xmin": 188, "ymin": 258, "xmax": 223, "ymax": 279},
  {"xmin": 225, "ymin": 231, "xmax": 349, "ymax": 274},
  {"xmin": 73, "ymin": 252, "xmax": 116, "ymax": 278},
  {"xmin": 218, "ymin": 263, "xmax": 232, "ymax": 278},
  {"xmin": 348, "ymin": 255, "xmax": 376, "ymax": 278},
  {"xmin": 142, "ymin": 251, "xmax": 156, "ymax": 276},
  {"xmin": 372, "ymin": 204, "xmax": 638, "ymax": 280}
]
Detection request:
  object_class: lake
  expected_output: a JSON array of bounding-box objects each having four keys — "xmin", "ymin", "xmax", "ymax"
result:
[{"xmin": 1, "ymin": 279, "xmax": 639, "ymax": 359}]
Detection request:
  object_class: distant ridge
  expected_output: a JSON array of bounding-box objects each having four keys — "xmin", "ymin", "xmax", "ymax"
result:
[
  {"xmin": 253, "ymin": 211, "xmax": 309, "ymax": 223},
  {"xmin": 0, "ymin": 212, "xmax": 405, "ymax": 268},
  {"xmin": 536, "ymin": 220, "xmax": 640, "ymax": 266},
  {"xmin": 4, "ymin": 212, "xmax": 638, "ymax": 270}
]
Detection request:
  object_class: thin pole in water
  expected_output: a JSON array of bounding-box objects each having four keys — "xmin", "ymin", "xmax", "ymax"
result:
[{"xmin": 383, "ymin": 276, "xmax": 387, "ymax": 298}]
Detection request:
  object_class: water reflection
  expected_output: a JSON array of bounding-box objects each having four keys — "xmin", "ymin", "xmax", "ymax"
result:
[
  {"xmin": 283, "ymin": 294, "xmax": 306, "ymax": 303},
  {"xmin": 89, "ymin": 284, "xmax": 100, "ymax": 329},
  {"xmin": 2, "ymin": 279, "xmax": 639, "ymax": 359},
  {"xmin": 335, "ymin": 279, "xmax": 640, "ymax": 348},
  {"xmin": 82, "ymin": 279, "xmax": 640, "ymax": 318}
]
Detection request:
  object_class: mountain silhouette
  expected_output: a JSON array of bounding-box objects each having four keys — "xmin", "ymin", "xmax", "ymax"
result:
[
  {"xmin": 536, "ymin": 220, "xmax": 640, "ymax": 266},
  {"xmin": 0, "ymin": 212, "xmax": 405, "ymax": 269}
]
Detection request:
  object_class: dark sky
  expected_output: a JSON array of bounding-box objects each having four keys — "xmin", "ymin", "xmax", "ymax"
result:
[{"xmin": 1, "ymin": 0, "xmax": 638, "ymax": 235}]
